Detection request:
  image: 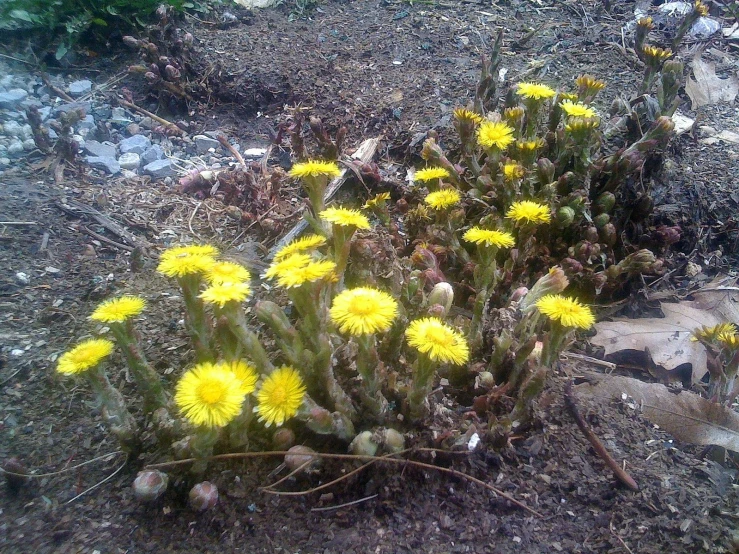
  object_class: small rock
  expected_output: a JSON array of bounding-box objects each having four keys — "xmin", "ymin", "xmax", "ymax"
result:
[
  {"xmin": 119, "ymin": 134, "xmax": 151, "ymax": 155},
  {"xmin": 126, "ymin": 123, "xmax": 141, "ymax": 136},
  {"xmin": 194, "ymin": 134, "xmax": 221, "ymax": 153},
  {"xmin": 92, "ymin": 105, "xmax": 112, "ymax": 119},
  {"xmin": 0, "ymin": 89, "xmax": 29, "ymax": 109},
  {"xmin": 2, "ymin": 120, "xmax": 23, "ymax": 138},
  {"xmin": 7, "ymin": 140, "xmax": 24, "ymax": 156},
  {"xmin": 83, "ymin": 140, "xmax": 117, "ymax": 158},
  {"xmin": 118, "ymin": 152, "xmax": 141, "ymax": 170},
  {"xmin": 15, "ymin": 272, "xmax": 29, "ymax": 285},
  {"xmin": 143, "ymin": 158, "xmax": 174, "ymax": 179},
  {"xmin": 86, "ymin": 156, "xmax": 121, "ymax": 175},
  {"xmin": 139, "ymin": 116, "xmax": 154, "ymax": 129},
  {"xmin": 38, "ymin": 106, "xmax": 52, "ymax": 121},
  {"xmin": 22, "ymin": 139, "xmax": 36, "ymax": 151},
  {"xmin": 68, "ymin": 80, "xmax": 92, "ymax": 98},
  {"xmin": 243, "ymin": 147, "xmax": 267, "ymax": 158},
  {"xmin": 121, "ymin": 169, "xmax": 137, "ymax": 179},
  {"xmin": 77, "ymin": 114, "xmax": 96, "ymax": 131},
  {"xmin": 19, "ymin": 124, "xmax": 32, "ymax": 141},
  {"xmin": 54, "ymin": 101, "xmax": 92, "ymax": 116},
  {"xmin": 0, "ymin": 157, "xmax": 10, "ymax": 166},
  {"xmin": 20, "ymin": 98, "xmax": 42, "ymax": 110},
  {"xmin": 109, "ymin": 107, "xmax": 132, "ymax": 125},
  {"xmin": 141, "ymin": 144, "xmax": 165, "ymax": 164}
]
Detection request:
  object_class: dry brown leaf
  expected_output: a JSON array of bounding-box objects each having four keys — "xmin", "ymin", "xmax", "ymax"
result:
[
  {"xmin": 685, "ymin": 57, "xmax": 739, "ymax": 109},
  {"xmin": 576, "ymin": 375, "xmax": 739, "ymax": 453},
  {"xmin": 591, "ymin": 288, "xmax": 739, "ymax": 383}
]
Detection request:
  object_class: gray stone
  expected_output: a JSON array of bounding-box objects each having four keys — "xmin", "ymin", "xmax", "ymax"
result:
[
  {"xmin": 38, "ymin": 106, "xmax": 52, "ymax": 121},
  {"xmin": 54, "ymin": 101, "xmax": 91, "ymax": 116},
  {"xmin": 86, "ymin": 156, "xmax": 120, "ymax": 175},
  {"xmin": 141, "ymin": 144, "xmax": 164, "ymax": 164},
  {"xmin": 143, "ymin": 158, "xmax": 174, "ymax": 179},
  {"xmin": 0, "ymin": 89, "xmax": 28, "ymax": 109},
  {"xmin": 194, "ymin": 134, "xmax": 220, "ymax": 153},
  {"xmin": 20, "ymin": 98, "xmax": 42, "ymax": 110},
  {"xmin": 126, "ymin": 123, "xmax": 140, "ymax": 136},
  {"xmin": 77, "ymin": 114, "xmax": 95, "ymax": 131},
  {"xmin": 8, "ymin": 140, "xmax": 24, "ymax": 156},
  {"xmin": 121, "ymin": 169, "xmax": 137, "ymax": 179},
  {"xmin": 109, "ymin": 107, "xmax": 132, "ymax": 125},
  {"xmin": 22, "ymin": 139, "xmax": 36, "ymax": 151},
  {"xmin": 119, "ymin": 134, "xmax": 151, "ymax": 155},
  {"xmin": 83, "ymin": 140, "xmax": 117, "ymax": 158},
  {"xmin": 92, "ymin": 105, "xmax": 112, "ymax": 119},
  {"xmin": 118, "ymin": 152, "xmax": 141, "ymax": 170},
  {"xmin": 0, "ymin": 75, "xmax": 13, "ymax": 88},
  {"xmin": 243, "ymin": 147, "xmax": 267, "ymax": 158},
  {"xmin": 2, "ymin": 121, "xmax": 23, "ymax": 138},
  {"xmin": 139, "ymin": 116, "xmax": 154, "ymax": 129},
  {"xmin": 0, "ymin": 157, "xmax": 10, "ymax": 166},
  {"xmin": 68, "ymin": 80, "xmax": 92, "ymax": 98}
]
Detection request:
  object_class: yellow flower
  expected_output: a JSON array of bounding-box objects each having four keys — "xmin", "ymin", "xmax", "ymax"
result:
[
  {"xmin": 694, "ymin": 1, "xmax": 708, "ymax": 16},
  {"xmin": 406, "ymin": 317, "xmax": 469, "ymax": 365},
  {"xmin": 506, "ymin": 200, "xmax": 551, "ymax": 224},
  {"xmin": 330, "ymin": 287, "xmax": 398, "ymax": 335},
  {"xmin": 642, "ymin": 46, "xmax": 672, "ymax": 64},
  {"xmin": 175, "ymin": 362, "xmax": 245, "ymax": 427},
  {"xmin": 415, "ymin": 167, "xmax": 450, "ymax": 182},
  {"xmin": 320, "ymin": 207, "xmax": 371, "ymax": 229},
  {"xmin": 477, "ymin": 120, "xmax": 515, "ymax": 150},
  {"xmin": 289, "ymin": 160, "xmax": 341, "ymax": 179},
  {"xmin": 217, "ymin": 359, "xmax": 258, "ymax": 395},
  {"xmin": 206, "ymin": 261, "xmax": 251, "ymax": 285},
  {"xmin": 575, "ymin": 75, "xmax": 606, "ymax": 93},
  {"xmin": 565, "ymin": 118, "xmax": 600, "ymax": 134},
  {"xmin": 254, "ymin": 366, "xmax": 306, "ymax": 427},
  {"xmin": 364, "ymin": 192, "xmax": 391, "ymax": 209},
  {"xmin": 157, "ymin": 251, "xmax": 216, "ymax": 278},
  {"xmin": 514, "ymin": 138, "xmax": 545, "ymax": 153},
  {"xmin": 503, "ymin": 163, "xmax": 525, "ymax": 180},
  {"xmin": 56, "ymin": 338, "xmax": 114, "ymax": 375},
  {"xmin": 274, "ymin": 234, "xmax": 327, "ymax": 261},
  {"xmin": 263, "ymin": 253, "xmax": 337, "ymax": 288},
  {"xmin": 718, "ymin": 332, "xmax": 739, "ymax": 350},
  {"xmin": 453, "ymin": 108, "xmax": 483, "ymax": 125},
  {"xmin": 503, "ymin": 106, "xmax": 525, "ymax": 125},
  {"xmin": 160, "ymin": 244, "xmax": 219, "ymax": 261},
  {"xmin": 90, "ymin": 296, "xmax": 146, "ymax": 323},
  {"xmin": 463, "ymin": 227, "xmax": 515, "ymax": 248},
  {"xmin": 516, "ymin": 82, "xmax": 556, "ymax": 100},
  {"xmin": 558, "ymin": 92, "xmax": 579, "ymax": 103},
  {"xmin": 535, "ymin": 295, "xmax": 595, "ymax": 329},
  {"xmin": 693, "ymin": 323, "xmax": 737, "ymax": 343},
  {"xmin": 200, "ymin": 281, "xmax": 252, "ymax": 307},
  {"xmin": 559, "ymin": 100, "xmax": 597, "ymax": 119},
  {"xmin": 637, "ymin": 16, "xmax": 653, "ymax": 29},
  {"xmin": 424, "ymin": 189, "xmax": 461, "ymax": 210}
]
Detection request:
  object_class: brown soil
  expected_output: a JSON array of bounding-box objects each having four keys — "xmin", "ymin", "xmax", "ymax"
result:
[{"xmin": 2, "ymin": 1, "xmax": 738, "ymax": 553}]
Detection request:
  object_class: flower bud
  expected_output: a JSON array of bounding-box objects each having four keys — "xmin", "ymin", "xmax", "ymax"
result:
[
  {"xmin": 122, "ymin": 36, "xmax": 140, "ymax": 49},
  {"xmin": 183, "ymin": 32, "xmax": 194, "ymax": 46},
  {"xmin": 652, "ymin": 225, "xmax": 681, "ymax": 246},
  {"xmin": 520, "ymin": 267, "xmax": 569, "ymax": 311},
  {"xmin": 3, "ymin": 457, "xmax": 28, "ymax": 495},
  {"xmin": 189, "ymin": 481, "xmax": 218, "ymax": 512},
  {"xmin": 510, "ymin": 286, "xmax": 529, "ymax": 303},
  {"xmin": 273, "ymin": 428, "xmax": 295, "ymax": 451},
  {"xmin": 560, "ymin": 257, "xmax": 584, "ymax": 275},
  {"xmin": 594, "ymin": 192, "xmax": 616, "ymax": 214},
  {"xmin": 133, "ymin": 470, "xmax": 169, "ymax": 502},
  {"xmin": 593, "ymin": 271, "xmax": 609, "ymax": 293},
  {"xmin": 556, "ymin": 206, "xmax": 576, "ymax": 227},
  {"xmin": 128, "ymin": 64, "xmax": 147, "ymax": 74},
  {"xmin": 164, "ymin": 65, "xmax": 181, "ymax": 81},
  {"xmin": 285, "ymin": 445, "xmax": 320, "ymax": 472},
  {"xmin": 617, "ymin": 249, "xmax": 656, "ymax": 274},
  {"xmin": 477, "ymin": 371, "xmax": 495, "ymax": 388},
  {"xmin": 349, "ymin": 431, "xmax": 379, "ymax": 457},
  {"xmin": 537, "ymin": 157, "xmax": 555, "ymax": 185},
  {"xmin": 379, "ymin": 428, "xmax": 405, "ymax": 454},
  {"xmin": 593, "ymin": 213, "xmax": 610, "ymax": 229},
  {"xmin": 584, "ymin": 226, "xmax": 599, "ymax": 243},
  {"xmin": 145, "ymin": 72, "xmax": 159, "ymax": 84},
  {"xmin": 599, "ymin": 223, "xmax": 618, "ymax": 247},
  {"xmin": 427, "ymin": 282, "xmax": 454, "ymax": 317}
]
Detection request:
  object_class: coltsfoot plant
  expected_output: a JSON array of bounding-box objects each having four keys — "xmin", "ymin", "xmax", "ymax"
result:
[{"xmin": 54, "ymin": 30, "xmax": 683, "ymax": 498}]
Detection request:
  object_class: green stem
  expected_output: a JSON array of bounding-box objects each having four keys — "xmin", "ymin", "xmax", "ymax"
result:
[
  {"xmin": 86, "ymin": 366, "xmax": 139, "ymax": 452},
  {"xmin": 356, "ymin": 334, "xmax": 388, "ymax": 420},
  {"xmin": 296, "ymin": 393, "xmax": 355, "ymax": 441},
  {"xmin": 407, "ymin": 354, "xmax": 437, "ymax": 421},
  {"xmin": 178, "ymin": 274, "xmax": 212, "ymax": 362},
  {"xmin": 540, "ymin": 322, "xmax": 568, "ymax": 367},
  {"xmin": 189, "ymin": 426, "xmax": 220, "ymax": 474},
  {"xmin": 222, "ymin": 305, "xmax": 274, "ymax": 375}
]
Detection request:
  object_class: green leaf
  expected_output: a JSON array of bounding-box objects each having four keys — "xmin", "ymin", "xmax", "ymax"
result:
[
  {"xmin": 55, "ymin": 42, "xmax": 69, "ymax": 61},
  {"xmin": 9, "ymin": 9, "xmax": 34, "ymax": 23},
  {"xmin": 92, "ymin": 18, "xmax": 108, "ymax": 26}
]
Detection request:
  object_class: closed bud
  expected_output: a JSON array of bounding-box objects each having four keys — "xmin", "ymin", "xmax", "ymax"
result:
[
  {"xmin": 144, "ymin": 72, "xmax": 159, "ymax": 84},
  {"xmin": 556, "ymin": 206, "xmax": 576, "ymax": 227},
  {"xmin": 593, "ymin": 271, "xmax": 609, "ymax": 293},
  {"xmin": 189, "ymin": 481, "xmax": 218, "ymax": 512},
  {"xmin": 652, "ymin": 225, "xmax": 681, "ymax": 245},
  {"xmin": 128, "ymin": 64, "xmax": 147, "ymax": 74},
  {"xmin": 272, "ymin": 428, "xmax": 295, "ymax": 451},
  {"xmin": 584, "ymin": 226, "xmax": 599, "ymax": 243},
  {"xmin": 285, "ymin": 445, "xmax": 320, "ymax": 472},
  {"xmin": 560, "ymin": 257, "xmax": 583, "ymax": 274},
  {"xmin": 537, "ymin": 157, "xmax": 555, "ymax": 184},
  {"xmin": 477, "ymin": 371, "xmax": 495, "ymax": 388},
  {"xmin": 183, "ymin": 32, "xmax": 194, "ymax": 46},
  {"xmin": 599, "ymin": 222, "xmax": 617, "ymax": 246},
  {"xmin": 594, "ymin": 192, "xmax": 616, "ymax": 214},
  {"xmin": 349, "ymin": 431, "xmax": 379, "ymax": 457},
  {"xmin": 164, "ymin": 65, "xmax": 181, "ymax": 81},
  {"xmin": 510, "ymin": 286, "xmax": 529, "ymax": 303},
  {"xmin": 149, "ymin": 63, "xmax": 160, "ymax": 76},
  {"xmin": 122, "ymin": 36, "xmax": 140, "ymax": 49},
  {"xmin": 379, "ymin": 428, "xmax": 405, "ymax": 454},
  {"xmin": 575, "ymin": 240, "xmax": 594, "ymax": 260},
  {"xmin": 593, "ymin": 213, "xmax": 610, "ymax": 229},
  {"xmin": 133, "ymin": 470, "xmax": 169, "ymax": 502},
  {"xmin": 427, "ymin": 282, "xmax": 454, "ymax": 317},
  {"xmin": 3, "ymin": 457, "xmax": 28, "ymax": 495},
  {"xmin": 617, "ymin": 249, "xmax": 656, "ymax": 274},
  {"xmin": 520, "ymin": 267, "xmax": 569, "ymax": 311}
]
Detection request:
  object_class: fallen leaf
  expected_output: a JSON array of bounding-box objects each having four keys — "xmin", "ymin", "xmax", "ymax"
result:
[
  {"xmin": 685, "ymin": 57, "xmax": 739, "ymax": 109},
  {"xmin": 591, "ymin": 287, "xmax": 739, "ymax": 383},
  {"xmin": 576, "ymin": 375, "xmax": 739, "ymax": 453}
]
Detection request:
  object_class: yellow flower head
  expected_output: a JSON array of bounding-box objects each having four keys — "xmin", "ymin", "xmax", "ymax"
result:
[
  {"xmin": 424, "ymin": 189, "xmax": 461, "ymax": 210},
  {"xmin": 516, "ymin": 82, "xmax": 556, "ymax": 100},
  {"xmin": 330, "ymin": 287, "xmax": 398, "ymax": 335},
  {"xmin": 157, "ymin": 246, "xmax": 216, "ymax": 278},
  {"xmin": 289, "ymin": 160, "xmax": 341, "ymax": 179},
  {"xmin": 477, "ymin": 120, "xmax": 516, "ymax": 150},
  {"xmin": 692, "ymin": 323, "xmax": 737, "ymax": 343},
  {"xmin": 406, "ymin": 317, "xmax": 469, "ymax": 365},
  {"xmin": 637, "ymin": 16, "xmax": 653, "ymax": 29},
  {"xmin": 175, "ymin": 362, "xmax": 245, "ymax": 427},
  {"xmin": 217, "ymin": 359, "xmax": 259, "ymax": 395},
  {"xmin": 565, "ymin": 117, "xmax": 600, "ymax": 134},
  {"xmin": 463, "ymin": 227, "xmax": 515, "ymax": 249},
  {"xmin": 718, "ymin": 331, "xmax": 739, "ymax": 350},
  {"xmin": 57, "ymin": 338, "xmax": 115, "ymax": 376},
  {"xmin": 506, "ymin": 201, "xmax": 552, "ymax": 225},
  {"xmin": 263, "ymin": 253, "xmax": 337, "ymax": 288},
  {"xmin": 200, "ymin": 281, "xmax": 252, "ymax": 307},
  {"xmin": 274, "ymin": 234, "xmax": 327, "ymax": 261},
  {"xmin": 575, "ymin": 75, "xmax": 606, "ymax": 93},
  {"xmin": 514, "ymin": 138, "xmax": 545, "ymax": 153},
  {"xmin": 415, "ymin": 167, "xmax": 450, "ymax": 182},
  {"xmin": 503, "ymin": 163, "xmax": 525, "ymax": 181},
  {"xmin": 364, "ymin": 192, "xmax": 391, "ymax": 209},
  {"xmin": 453, "ymin": 108, "xmax": 483, "ymax": 125},
  {"xmin": 503, "ymin": 106, "xmax": 525, "ymax": 125},
  {"xmin": 254, "ymin": 366, "xmax": 306, "ymax": 427},
  {"xmin": 642, "ymin": 46, "xmax": 672, "ymax": 64},
  {"xmin": 320, "ymin": 207, "xmax": 371, "ymax": 229},
  {"xmin": 559, "ymin": 100, "xmax": 597, "ymax": 119},
  {"xmin": 558, "ymin": 92, "xmax": 579, "ymax": 103},
  {"xmin": 90, "ymin": 296, "xmax": 146, "ymax": 323},
  {"xmin": 535, "ymin": 295, "xmax": 595, "ymax": 329},
  {"xmin": 206, "ymin": 261, "xmax": 251, "ymax": 285},
  {"xmin": 694, "ymin": 1, "xmax": 708, "ymax": 16}
]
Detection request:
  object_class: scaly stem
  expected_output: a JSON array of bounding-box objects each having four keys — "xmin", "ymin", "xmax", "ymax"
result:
[
  {"xmin": 178, "ymin": 274, "xmax": 212, "ymax": 362},
  {"xmin": 356, "ymin": 334, "xmax": 389, "ymax": 420},
  {"xmin": 221, "ymin": 304, "xmax": 274, "ymax": 375},
  {"xmin": 86, "ymin": 365, "xmax": 139, "ymax": 452},
  {"xmin": 407, "ymin": 354, "xmax": 437, "ymax": 421}
]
